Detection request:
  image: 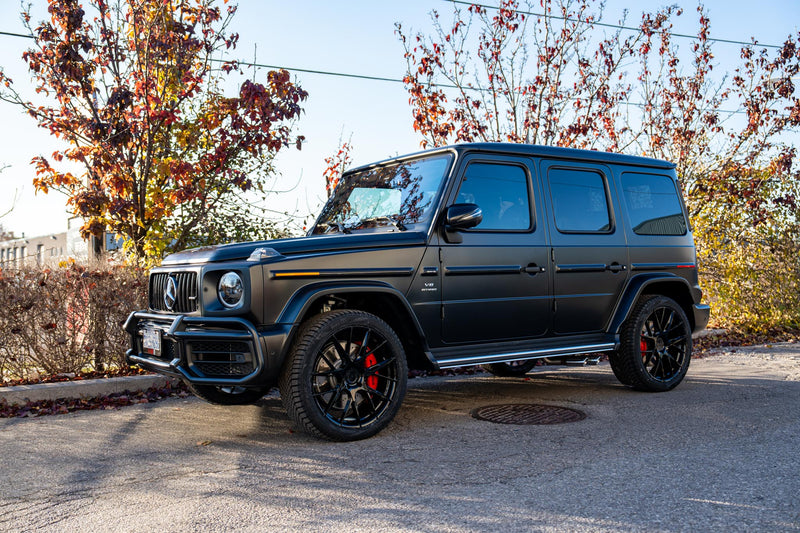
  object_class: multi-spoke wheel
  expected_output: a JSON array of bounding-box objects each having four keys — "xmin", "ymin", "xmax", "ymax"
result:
[
  {"xmin": 612, "ymin": 295, "xmax": 692, "ymax": 392},
  {"xmin": 187, "ymin": 384, "xmax": 270, "ymax": 405},
  {"xmin": 483, "ymin": 359, "xmax": 537, "ymax": 377},
  {"xmin": 279, "ymin": 310, "xmax": 408, "ymax": 441}
]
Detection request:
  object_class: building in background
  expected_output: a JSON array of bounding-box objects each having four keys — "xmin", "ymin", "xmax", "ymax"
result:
[
  {"xmin": 0, "ymin": 232, "xmax": 66, "ymax": 267},
  {"xmin": 0, "ymin": 217, "xmax": 122, "ymax": 268}
]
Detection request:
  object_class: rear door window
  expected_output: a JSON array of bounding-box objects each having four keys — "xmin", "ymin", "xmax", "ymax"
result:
[{"xmin": 548, "ymin": 168, "xmax": 612, "ymax": 233}]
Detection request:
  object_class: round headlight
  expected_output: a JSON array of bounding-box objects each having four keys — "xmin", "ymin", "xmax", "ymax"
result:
[{"xmin": 218, "ymin": 271, "xmax": 244, "ymax": 308}]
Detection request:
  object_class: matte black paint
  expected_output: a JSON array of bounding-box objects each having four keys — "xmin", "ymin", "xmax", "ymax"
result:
[{"xmin": 126, "ymin": 143, "xmax": 709, "ymax": 388}]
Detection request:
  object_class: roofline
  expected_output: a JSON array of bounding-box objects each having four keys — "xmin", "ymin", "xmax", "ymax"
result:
[{"xmin": 345, "ymin": 142, "xmax": 675, "ymax": 174}]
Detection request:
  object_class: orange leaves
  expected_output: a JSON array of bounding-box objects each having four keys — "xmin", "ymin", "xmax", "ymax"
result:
[
  {"xmin": 4, "ymin": 0, "xmax": 307, "ymax": 264},
  {"xmin": 322, "ymin": 141, "xmax": 353, "ymax": 198}
]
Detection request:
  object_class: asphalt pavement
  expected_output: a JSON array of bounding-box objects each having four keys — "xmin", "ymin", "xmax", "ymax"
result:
[{"xmin": 1, "ymin": 345, "xmax": 798, "ymax": 532}]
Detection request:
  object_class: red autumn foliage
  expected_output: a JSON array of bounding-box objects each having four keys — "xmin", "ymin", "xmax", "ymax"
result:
[
  {"xmin": 322, "ymin": 141, "xmax": 353, "ymax": 198},
  {"xmin": 0, "ymin": 0, "xmax": 307, "ymax": 264},
  {"xmin": 396, "ymin": 0, "xmax": 800, "ymax": 215}
]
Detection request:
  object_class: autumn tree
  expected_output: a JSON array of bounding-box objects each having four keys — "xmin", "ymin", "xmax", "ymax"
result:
[
  {"xmin": 397, "ymin": 0, "xmax": 800, "ymax": 330},
  {"xmin": 0, "ymin": 0, "xmax": 307, "ymax": 265},
  {"xmin": 322, "ymin": 139, "xmax": 353, "ymax": 199}
]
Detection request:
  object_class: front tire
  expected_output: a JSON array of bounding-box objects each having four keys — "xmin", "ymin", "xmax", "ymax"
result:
[
  {"xmin": 279, "ymin": 310, "xmax": 408, "ymax": 441},
  {"xmin": 612, "ymin": 295, "xmax": 692, "ymax": 391},
  {"xmin": 187, "ymin": 384, "xmax": 270, "ymax": 405}
]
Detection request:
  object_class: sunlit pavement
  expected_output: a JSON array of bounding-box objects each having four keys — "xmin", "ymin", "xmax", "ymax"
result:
[{"xmin": 1, "ymin": 346, "xmax": 799, "ymax": 532}]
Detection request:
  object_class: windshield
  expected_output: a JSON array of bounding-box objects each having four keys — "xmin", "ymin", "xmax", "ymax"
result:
[{"xmin": 311, "ymin": 153, "xmax": 453, "ymax": 235}]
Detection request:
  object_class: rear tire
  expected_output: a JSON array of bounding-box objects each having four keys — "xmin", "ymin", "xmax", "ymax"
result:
[
  {"xmin": 612, "ymin": 295, "xmax": 692, "ymax": 391},
  {"xmin": 187, "ymin": 384, "xmax": 270, "ymax": 405},
  {"xmin": 482, "ymin": 359, "xmax": 537, "ymax": 377},
  {"xmin": 279, "ymin": 310, "xmax": 408, "ymax": 441}
]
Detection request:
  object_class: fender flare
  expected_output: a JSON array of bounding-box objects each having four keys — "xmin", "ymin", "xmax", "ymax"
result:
[
  {"xmin": 274, "ymin": 280, "xmax": 433, "ymax": 360},
  {"xmin": 607, "ymin": 273, "xmax": 695, "ymax": 334}
]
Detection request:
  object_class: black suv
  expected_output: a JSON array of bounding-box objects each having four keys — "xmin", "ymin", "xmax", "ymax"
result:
[{"xmin": 126, "ymin": 143, "xmax": 710, "ymax": 440}]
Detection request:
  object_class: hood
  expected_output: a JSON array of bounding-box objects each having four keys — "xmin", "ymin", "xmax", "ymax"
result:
[{"xmin": 160, "ymin": 231, "xmax": 428, "ymax": 266}]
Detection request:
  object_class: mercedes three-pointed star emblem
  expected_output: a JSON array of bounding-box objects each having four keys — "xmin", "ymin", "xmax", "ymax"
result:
[{"xmin": 164, "ymin": 276, "xmax": 177, "ymax": 310}]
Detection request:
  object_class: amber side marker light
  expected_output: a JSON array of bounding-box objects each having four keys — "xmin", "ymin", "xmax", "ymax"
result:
[{"xmin": 273, "ymin": 271, "xmax": 320, "ymax": 278}]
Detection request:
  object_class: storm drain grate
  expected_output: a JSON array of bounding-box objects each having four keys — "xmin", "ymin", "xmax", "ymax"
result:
[{"xmin": 471, "ymin": 404, "xmax": 586, "ymax": 425}]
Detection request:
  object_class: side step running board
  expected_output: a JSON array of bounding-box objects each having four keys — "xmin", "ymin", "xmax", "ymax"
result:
[{"xmin": 435, "ymin": 343, "xmax": 615, "ymax": 369}]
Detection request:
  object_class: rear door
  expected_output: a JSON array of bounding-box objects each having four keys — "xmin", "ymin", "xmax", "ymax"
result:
[
  {"xmin": 440, "ymin": 154, "xmax": 551, "ymax": 343},
  {"xmin": 540, "ymin": 160, "xmax": 629, "ymax": 334}
]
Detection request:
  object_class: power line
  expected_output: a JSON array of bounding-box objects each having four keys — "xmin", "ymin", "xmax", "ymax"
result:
[
  {"xmin": 218, "ymin": 58, "xmax": 750, "ymax": 115},
  {"xmin": 0, "ymin": 30, "xmax": 33, "ymax": 39},
  {"xmin": 443, "ymin": 0, "xmax": 785, "ymax": 50},
  {"xmin": 0, "ymin": 28, "xmax": 784, "ymax": 116}
]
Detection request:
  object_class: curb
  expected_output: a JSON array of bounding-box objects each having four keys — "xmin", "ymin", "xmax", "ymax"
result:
[
  {"xmin": 0, "ymin": 375, "xmax": 178, "ymax": 406},
  {"xmin": 693, "ymin": 328, "xmax": 726, "ymax": 339}
]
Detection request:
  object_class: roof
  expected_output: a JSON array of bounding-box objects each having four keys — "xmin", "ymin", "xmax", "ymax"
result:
[{"xmin": 347, "ymin": 142, "xmax": 675, "ymax": 174}]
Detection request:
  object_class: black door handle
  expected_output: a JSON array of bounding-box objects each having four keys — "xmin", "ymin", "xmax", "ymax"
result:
[
  {"xmin": 524, "ymin": 264, "xmax": 546, "ymax": 275},
  {"xmin": 606, "ymin": 263, "xmax": 626, "ymax": 273}
]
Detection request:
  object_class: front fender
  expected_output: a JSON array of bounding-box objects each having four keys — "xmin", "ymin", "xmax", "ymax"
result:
[{"xmin": 274, "ymin": 281, "xmax": 433, "ymax": 366}]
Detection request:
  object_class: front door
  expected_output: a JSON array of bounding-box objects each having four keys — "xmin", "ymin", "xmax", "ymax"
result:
[{"xmin": 440, "ymin": 155, "xmax": 551, "ymax": 344}]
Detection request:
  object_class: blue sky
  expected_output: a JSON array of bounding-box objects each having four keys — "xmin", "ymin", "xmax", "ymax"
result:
[{"xmin": 1, "ymin": 0, "xmax": 798, "ymax": 239}]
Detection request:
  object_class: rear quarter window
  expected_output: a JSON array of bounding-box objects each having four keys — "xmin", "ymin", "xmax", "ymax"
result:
[{"xmin": 621, "ymin": 173, "xmax": 687, "ymax": 235}]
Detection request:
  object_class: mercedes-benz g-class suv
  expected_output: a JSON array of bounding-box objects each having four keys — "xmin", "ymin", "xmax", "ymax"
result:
[{"xmin": 126, "ymin": 143, "xmax": 710, "ymax": 441}]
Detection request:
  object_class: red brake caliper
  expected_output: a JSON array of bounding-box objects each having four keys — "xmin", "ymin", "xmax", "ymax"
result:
[
  {"xmin": 640, "ymin": 339, "xmax": 648, "ymax": 360},
  {"xmin": 364, "ymin": 350, "xmax": 378, "ymax": 390}
]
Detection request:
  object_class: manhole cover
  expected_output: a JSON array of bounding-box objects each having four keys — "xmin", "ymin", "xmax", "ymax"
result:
[{"xmin": 471, "ymin": 403, "xmax": 586, "ymax": 425}]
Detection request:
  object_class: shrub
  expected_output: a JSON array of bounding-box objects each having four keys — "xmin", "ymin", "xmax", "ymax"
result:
[
  {"xmin": 696, "ymin": 222, "xmax": 800, "ymax": 333},
  {"xmin": 0, "ymin": 262, "xmax": 147, "ymax": 381}
]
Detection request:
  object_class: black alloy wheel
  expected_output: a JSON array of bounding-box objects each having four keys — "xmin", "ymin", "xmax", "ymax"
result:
[
  {"xmin": 279, "ymin": 310, "xmax": 408, "ymax": 441},
  {"xmin": 613, "ymin": 295, "xmax": 692, "ymax": 392}
]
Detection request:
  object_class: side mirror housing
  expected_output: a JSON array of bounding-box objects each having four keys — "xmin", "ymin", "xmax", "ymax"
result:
[
  {"xmin": 443, "ymin": 204, "xmax": 482, "ymax": 243},
  {"xmin": 446, "ymin": 203, "xmax": 483, "ymax": 230}
]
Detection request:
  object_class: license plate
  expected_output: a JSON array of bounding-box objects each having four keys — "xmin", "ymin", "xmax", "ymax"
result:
[{"xmin": 142, "ymin": 328, "xmax": 162, "ymax": 356}]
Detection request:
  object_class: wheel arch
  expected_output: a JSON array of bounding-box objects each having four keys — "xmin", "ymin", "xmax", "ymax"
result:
[
  {"xmin": 277, "ymin": 281, "xmax": 435, "ymax": 371},
  {"xmin": 608, "ymin": 274, "xmax": 697, "ymax": 334}
]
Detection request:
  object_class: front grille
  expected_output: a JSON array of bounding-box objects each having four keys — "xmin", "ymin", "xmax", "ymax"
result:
[
  {"xmin": 188, "ymin": 341, "xmax": 255, "ymax": 377},
  {"xmin": 191, "ymin": 341, "xmax": 250, "ymax": 356},
  {"xmin": 160, "ymin": 338, "xmax": 177, "ymax": 360},
  {"xmin": 194, "ymin": 362, "xmax": 255, "ymax": 376},
  {"xmin": 149, "ymin": 271, "xmax": 198, "ymax": 312}
]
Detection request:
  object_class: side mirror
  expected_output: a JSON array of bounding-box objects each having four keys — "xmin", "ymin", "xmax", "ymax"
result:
[{"xmin": 446, "ymin": 203, "xmax": 483, "ymax": 230}]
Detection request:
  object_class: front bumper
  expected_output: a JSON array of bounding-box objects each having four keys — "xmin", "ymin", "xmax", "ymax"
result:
[{"xmin": 124, "ymin": 311, "xmax": 290, "ymax": 387}]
